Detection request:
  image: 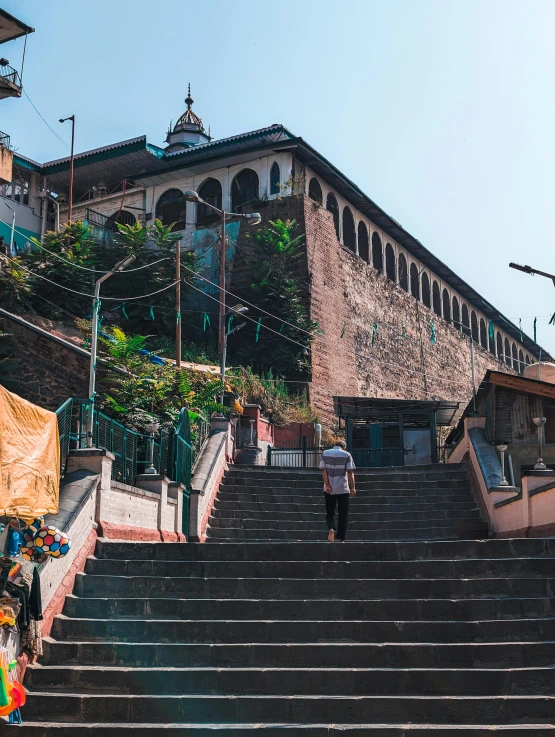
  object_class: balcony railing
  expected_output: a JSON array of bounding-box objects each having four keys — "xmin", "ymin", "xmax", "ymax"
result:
[
  {"xmin": 0, "ymin": 62, "xmax": 22, "ymax": 99},
  {"xmin": 0, "ymin": 130, "xmax": 10, "ymax": 149}
]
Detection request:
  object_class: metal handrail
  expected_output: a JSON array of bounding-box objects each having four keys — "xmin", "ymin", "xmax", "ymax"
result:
[{"xmin": 0, "ymin": 63, "xmax": 22, "ymax": 91}]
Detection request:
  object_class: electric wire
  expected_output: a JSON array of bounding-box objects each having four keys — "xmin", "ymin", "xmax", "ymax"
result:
[{"xmin": 23, "ymin": 90, "xmax": 70, "ymax": 150}]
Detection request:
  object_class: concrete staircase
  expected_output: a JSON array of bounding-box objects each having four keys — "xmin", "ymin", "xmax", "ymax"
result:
[
  {"xmin": 20, "ymin": 463, "xmax": 555, "ymax": 734},
  {"xmin": 207, "ymin": 463, "xmax": 485, "ymax": 541}
]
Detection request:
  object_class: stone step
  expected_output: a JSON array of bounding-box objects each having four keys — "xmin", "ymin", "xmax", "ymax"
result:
[
  {"xmin": 224, "ymin": 466, "xmax": 468, "ymax": 480},
  {"xmin": 94, "ymin": 539, "xmax": 555, "ymax": 562},
  {"xmin": 21, "ymin": 692, "xmax": 555, "ymax": 724},
  {"xmin": 52, "ymin": 616, "xmax": 555, "ymax": 644},
  {"xmin": 211, "ymin": 505, "xmax": 480, "ymax": 519},
  {"xmin": 43, "ymin": 639, "xmax": 555, "ymax": 668},
  {"xmin": 205, "ymin": 526, "xmax": 465, "ymax": 541},
  {"xmin": 220, "ymin": 476, "xmax": 470, "ymax": 493},
  {"xmin": 83, "ymin": 557, "xmax": 555, "ymax": 580},
  {"xmin": 207, "ymin": 515, "xmax": 481, "ymax": 531},
  {"xmin": 216, "ymin": 490, "xmax": 473, "ymax": 503},
  {"xmin": 75, "ymin": 574, "xmax": 555, "ymax": 600},
  {"xmin": 14, "ymin": 723, "xmax": 555, "ymax": 736},
  {"xmin": 214, "ymin": 494, "xmax": 476, "ymax": 516},
  {"xmin": 62, "ymin": 595, "xmax": 555, "ymax": 622},
  {"xmin": 25, "ymin": 665, "xmax": 555, "ymax": 696}
]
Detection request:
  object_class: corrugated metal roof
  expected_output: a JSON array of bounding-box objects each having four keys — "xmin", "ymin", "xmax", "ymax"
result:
[{"xmin": 333, "ymin": 396, "xmax": 462, "ymax": 426}]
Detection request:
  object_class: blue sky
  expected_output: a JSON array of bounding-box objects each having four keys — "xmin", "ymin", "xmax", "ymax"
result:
[{"xmin": 3, "ymin": 0, "xmax": 555, "ymax": 353}]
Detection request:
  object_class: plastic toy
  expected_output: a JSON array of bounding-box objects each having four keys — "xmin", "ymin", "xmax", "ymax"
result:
[{"xmin": 34, "ymin": 526, "xmax": 71, "ymax": 558}]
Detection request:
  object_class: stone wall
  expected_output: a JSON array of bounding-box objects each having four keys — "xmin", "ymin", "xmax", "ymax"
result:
[{"xmin": 0, "ymin": 308, "xmax": 119, "ymax": 411}]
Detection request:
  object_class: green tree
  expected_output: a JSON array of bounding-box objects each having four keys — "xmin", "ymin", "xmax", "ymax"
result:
[{"xmin": 0, "ymin": 257, "xmax": 33, "ymax": 312}]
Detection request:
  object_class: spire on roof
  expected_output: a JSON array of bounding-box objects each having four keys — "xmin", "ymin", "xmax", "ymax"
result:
[{"xmin": 165, "ymin": 85, "xmax": 212, "ymax": 151}]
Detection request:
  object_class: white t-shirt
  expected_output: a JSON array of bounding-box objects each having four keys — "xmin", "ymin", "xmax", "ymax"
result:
[{"xmin": 319, "ymin": 446, "xmax": 356, "ymax": 495}]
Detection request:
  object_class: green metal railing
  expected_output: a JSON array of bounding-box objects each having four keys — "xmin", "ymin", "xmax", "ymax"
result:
[{"xmin": 55, "ymin": 398, "xmax": 194, "ymax": 537}]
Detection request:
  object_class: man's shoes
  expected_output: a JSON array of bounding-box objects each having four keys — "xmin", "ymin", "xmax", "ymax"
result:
[{"xmin": 327, "ymin": 529, "xmax": 335, "ymax": 542}]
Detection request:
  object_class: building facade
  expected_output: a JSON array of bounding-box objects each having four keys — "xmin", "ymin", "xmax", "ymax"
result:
[{"xmin": 6, "ymin": 90, "xmax": 548, "ymax": 421}]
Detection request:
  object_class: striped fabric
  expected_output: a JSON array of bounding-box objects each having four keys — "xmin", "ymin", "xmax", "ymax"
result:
[{"xmin": 319, "ymin": 446, "xmax": 356, "ymax": 495}]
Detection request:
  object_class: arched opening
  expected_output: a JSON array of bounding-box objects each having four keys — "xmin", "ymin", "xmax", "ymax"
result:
[
  {"xmin": 496, "ymin": 332, "xmax": 503, "ymax": 359},
  {"xmin": 385, "ymin": 243, "xmax": 396, "ymax": 281},
  {"xmin": 471, "ymin": 311, "xmax": 479, "ymax": 342},
  {"xmin": 270, "ymin": 162, "xmax": 280, "ymax": 195},
  {"xmin": 326, "ymin": 193, "xmax": 340, "ymax": 238},
  {"xmin": 452, "ymin": 297, "xmax": 460, "ymax": 328},
  {"xmin": 410, "ymin": 263, "xmax": 420, "ymax": 299},
  {"xmin": 421, "ymin": 273, "xmax": 431, "ymax": 307},
  {"xmin": 372, "ymin": 232, "xmax": 383, "ymax": 272},
  {"xmin": 155, "ymin": 188, "xmax": 187, "ymax": 231},
  {"xmin": 479, "ymin": 318, "xmax": 487, "ymax": 349},
  {"xmin": 342, "ymin": 207, "xmax": 356, "ymax": 252},
  {"xmin": 489, "ymin": 323, "xmax": 496, "ymax": 355},
  {"xmin": 308, "ymin": 177, "xmax": 323, "ymax": 204},
  {"xmin": 518, "ymin": 349, "xmax": 525, "ymax": 374},
  {"xmin": 504, "ymin": 337, "xmax": 511, "ymax": 366},
  {"xmin": 231, "ymin": 168, "xmax": 259, "ymax": 212},
  {"xmin": 358, "ymin": 221, "xmax": 369, "ymax": 263},
  {"xmin": 442, "ymin": 289, "xmax": 451, "ymax": 323},
  {"xmin": 105, "ymin": 210, "xmax": 136, "ymax": 231},
  {"xmin": 512, "ymin": 343, "xmax": 518, "ymax": 371},
  {"xmin": 462, "ymin": 304, "xmax": 470, "ymax": 336},
  {"xmin": 197, "ymin": 178, "xmax": 222, "ymax": 225},
  {"xmin": 398, "ymin": 253, "xmax": 408, "ymax": 291},
  {"xmin": 526, "ymin": 354, "xmax": 531, "ymax": 366},
  {"xmin": 432, "ymin": 280, "xmax": 441, "ymax": 316}
]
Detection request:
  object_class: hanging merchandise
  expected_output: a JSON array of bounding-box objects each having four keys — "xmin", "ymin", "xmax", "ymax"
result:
[
  {"xmin": 371, "ymin": 322, "xmax": 378, "ymax": 346},
  {"xmin": 32, "ymin": 526, "xmax": 71, "ymax": 559},
  {"xmin": 255, "ymin": 317, "xmax": 262, "ymax": 343},
  {"xmin": 430, "ymin": 320, "xmax": 436, "ymax": 345}
]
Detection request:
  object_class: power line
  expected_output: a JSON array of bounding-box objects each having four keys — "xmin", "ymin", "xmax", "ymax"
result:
[{"xmin": 23, "ymin": 90, "xmax": 70, "ymax": 150}]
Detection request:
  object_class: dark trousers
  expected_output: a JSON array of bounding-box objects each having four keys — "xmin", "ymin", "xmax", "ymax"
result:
[{"xmin": 325, "ymin": 493, "xmax": 350, "ymax": 540}]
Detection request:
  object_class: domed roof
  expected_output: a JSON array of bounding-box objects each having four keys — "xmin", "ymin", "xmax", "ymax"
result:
[
  {"xmin": 523, "ymin": 362, "xmax": 555, "ymax": 385},
  {"xmin": 173, "ymin": 84, "xmax": 205, "ymax": 132}
]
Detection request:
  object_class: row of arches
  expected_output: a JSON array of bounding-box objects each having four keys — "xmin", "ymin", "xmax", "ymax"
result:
[
  {"xmin": 153, "ymin": 164, "xmax": 281, "ymax": 232},
  {"xmin": 308, "ymin": 176, "xmax": 534, "ymax": 373}
]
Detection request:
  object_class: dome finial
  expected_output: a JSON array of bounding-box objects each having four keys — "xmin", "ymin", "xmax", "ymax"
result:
[{"xmin": 185, "ymin": 83, "xmax": 193, "ymax": 109}]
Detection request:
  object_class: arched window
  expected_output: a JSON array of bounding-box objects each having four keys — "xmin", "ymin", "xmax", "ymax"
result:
[
  {"xmin": 432, "ymin": 280, "xmax": 441, "ymax": 315},
  {"xmin": 442, "ymin": 289, "xmax": 451, "ymax": 323},
  {"xmin": 155, "ymin": 188, "xmax": 187, "ymax": 231},
  {"xmin": 410, "ymin": 263, "xmax": 420, "ymax": 299},
  {"xmin": 471, "ymin": 311, "xmax": 479, "ymax": 342},
  {"xmin": 326, "ymin": 193, "xmax": 340, "ymax": 238},
  {"xmin": 358, "ymin": 221, "xmax": 369, "ymax": 263},
  {"xmin": 385, "ymin": 243, "xmax": 396, "ymax": 281},
  {"xmin": 462, "ymin": 304, "xmax": 470, "ymax": 336},
  {"xmin": 308, "ymin": 177, "xmax": 323, "ymax": 204},
  {"xmin": 512, "ymin": 343, "xmax": 518, "ymax": 371},
  {"xmin": 488, "ymin": 323, "xmax": 496, "ymax": 355},
  {"xmin": 504, "ymin": 337, "xmax": 511, "ymax": 366},
  {"xmin": 421, "ymin": 273, "xmax": 431, "ymax": 307},
  {"xmin": 105, "ymin": 210, "xmax": 136, "ymax": 231},
  {"xmin": 452, "ymin": 297, "xmax": 460, "ymax": 328},
  {"xmin": 519, "ymin": 349, "xmax": 525, "ymax": 374},
  {"xmin": 372, "ymin": 232, "xmax": 383, "ymax": 272},
  {"xmin": 496, "ymin": 332, "xmax": 503, "ymax": 359},
  {"xmin": 270, "ymin": 162, "xmax": 280, "ymax": 195},
  {"xmin": 197, "ymin": 178, "xmax": 222, "ymax": 225},
  {"xmin": 398, "ymin": 253, "xmax": 408, "ymax": 291},
  {"xmin": 479, "ymin": 318, "xmax": 487, "ymax": 349},
  {"xmin": 342, "ymin": 207, "xmax": 356, "ymax": 252},
  {"xmin": 526, "ymin": 354, "xmax": 531, "ymax": 366},
  {"xmin": 231, "ymin": 169, "xmax": 259, "ymax": 212}
]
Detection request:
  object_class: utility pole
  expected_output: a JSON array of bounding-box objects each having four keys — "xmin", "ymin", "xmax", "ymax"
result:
[
  {"xmin": 176, "ymin": 239, "xmax": 181, "ymax": 368},
  {"xmin": 59, "ymin": 115, "xmax": 75, "ymax": 223}
]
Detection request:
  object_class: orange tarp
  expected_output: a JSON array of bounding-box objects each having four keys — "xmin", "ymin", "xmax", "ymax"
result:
[{"xmin": 0, "ymin": 385, "xmax": 59, "ymax": 519}]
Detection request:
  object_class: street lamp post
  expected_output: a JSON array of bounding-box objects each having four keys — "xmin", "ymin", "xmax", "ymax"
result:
[
  {"xmin": 59, "ymin": 115, "xmax": 75, "ymax": 223},
  {"xmin": 5, "ymin": 203, "xmax": 15, "ymax": 256},
  {"xmin": 181, "ymin": 190, "xmax": 260, "ymax": 396},
  {"xmin": 144, "ymin": 420, "xmax": 161, "ymax": 474},
  {"xmin": 87, "ymin": 254, "xmax": 136, "ymax": 447}
]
